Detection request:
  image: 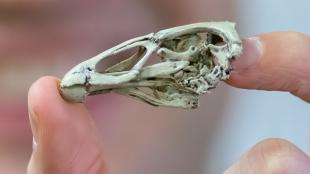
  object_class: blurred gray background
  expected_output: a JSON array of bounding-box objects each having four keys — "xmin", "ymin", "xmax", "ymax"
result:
[{"xmin": 0, "ymin": 0, "xmax": 309, "ymax": 173}]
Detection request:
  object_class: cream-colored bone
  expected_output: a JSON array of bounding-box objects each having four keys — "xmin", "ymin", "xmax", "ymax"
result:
[{"xmin": 60, "ymin": 22, "xmax": 242, "ymax": 109}]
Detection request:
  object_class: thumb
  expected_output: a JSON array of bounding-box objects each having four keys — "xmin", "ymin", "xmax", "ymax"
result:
[
  {"xmin": 27, "ymin": 76, "xmax": 106, "ymax": 174},
  {"xmin": 227, "ymin": 32, "xmax": 310, "ymax": 102}
]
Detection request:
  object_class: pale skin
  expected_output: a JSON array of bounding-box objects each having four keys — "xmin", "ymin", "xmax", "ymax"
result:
[{"xmin": 28, "ymin": 32, "xmax": 310, "ymax": 174}]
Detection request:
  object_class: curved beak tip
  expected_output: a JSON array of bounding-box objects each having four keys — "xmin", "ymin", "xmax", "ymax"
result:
[{"xmin": 60, "ymin": 72, "xmax": 88, "ymax": 103}]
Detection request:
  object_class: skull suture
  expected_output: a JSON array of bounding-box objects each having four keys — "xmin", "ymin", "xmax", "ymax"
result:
[{"xmin": 60, "ymin": 22, "xmax": 242, "ymax": 109}]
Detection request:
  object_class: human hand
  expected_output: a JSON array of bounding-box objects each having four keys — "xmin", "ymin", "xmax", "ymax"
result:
[
  {"xmin": 27, "ymin": 32, "xmax": 310, "ymax": 174},
  {"xmin": 27, "ymin": 77, "xmax": 105, "ymax": 174},
  {"xmin": 224, "ymin": 32, "xmax": 310, "ymax": 173}
]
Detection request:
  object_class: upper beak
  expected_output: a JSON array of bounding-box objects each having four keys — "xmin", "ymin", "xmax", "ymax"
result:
[{"xmin": 60, "ymin": 65, "xmax": 89, "ymax": 103}]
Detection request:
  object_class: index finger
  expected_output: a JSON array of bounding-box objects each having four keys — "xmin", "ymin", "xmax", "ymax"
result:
[{"xmin": 226, "ymin": 32, "xmax": 310, "ymax": 102}]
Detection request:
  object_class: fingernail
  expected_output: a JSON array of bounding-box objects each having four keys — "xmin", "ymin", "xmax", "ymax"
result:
[
  {"xmin": 32, "ymin": 136, "xmax": 38, "ymax": 151},
  {"xmin": 232, "ymin": 37, "xmax": 263, "ymax": 71},
  {"xmin": 28, "ymin": 106, "xmax": 39, "ymax": 147}
]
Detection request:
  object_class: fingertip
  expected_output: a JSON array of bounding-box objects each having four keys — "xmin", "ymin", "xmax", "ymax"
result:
[
  {"xmin": 28, "ymin": 76, "xmax": 90, "ymax": 139},
  {"xmin": 224, "ymin": 138, "xmax": 310, "ymax": 174},
  {"xmin": 28, "ymin": 75, "xmax": 87, "ymax": 115},
  {"xmin": 232, "ymin": 37, "xmax": 263, "ymax": 71},
  {"xmin": 226, "ymin": 37, "xmax": 264, "ymax": 89},
  {"xmin": 27, "ymin": 76, "xmax": 105, "ymax": 173},
  {"xmin": 28, "ymin": 76, "xmax": 59, "ymax": 140},
  {"xmin": 227, "ymin": 32, "xmax": 310, "ymax": 96},
  {"xmin": 28, "ymin": 75, "xmax": 84, "ymax": 110},
  {"xmin": 28, "ymin": 76, "xmax": 60, "ymax": 115}
]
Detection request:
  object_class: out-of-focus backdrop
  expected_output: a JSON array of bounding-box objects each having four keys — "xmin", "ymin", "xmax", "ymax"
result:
[{"xmin": 1, "ymin": 0, "xmax": 310, "ymax": 173}]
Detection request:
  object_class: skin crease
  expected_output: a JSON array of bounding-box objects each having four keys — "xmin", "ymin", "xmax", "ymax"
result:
[{"xmin": 28, "ymin": 32, "xmax": 310, "ymax": 174}]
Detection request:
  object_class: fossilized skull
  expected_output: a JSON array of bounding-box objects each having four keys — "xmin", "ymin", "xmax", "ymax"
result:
[{"xmin": 60, "ymin": 22, "xmax": 242, "ymax": 109}]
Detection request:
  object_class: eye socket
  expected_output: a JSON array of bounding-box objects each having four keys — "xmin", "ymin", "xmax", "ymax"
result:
[
  {"xmin": 210, "ymin": 34, "xmax": 224, "ymax": 45},
  {"xmin": 207, "ymin": 33, "xmax": 226, "ymax": 46},
  {"xmin": 95, "ymin": 46, "xmax": 146, "ymax": 73}
]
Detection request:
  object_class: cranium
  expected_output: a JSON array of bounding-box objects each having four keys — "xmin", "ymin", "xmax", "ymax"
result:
[{"xmin": 60, "ymin": 22, "xmax": 242, "ymax": 109}]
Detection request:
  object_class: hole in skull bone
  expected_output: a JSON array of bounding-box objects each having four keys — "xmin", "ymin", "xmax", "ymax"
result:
[
  {"xmin": 207, "ymin": 33, "xmax": 225, "ymax": 46},
  {"xmin": 144, "ymin": 52, "xmax": 162, "ymax": 67},
  {"xmin": 95, "ymin": 46, "xmax": 146, "ymax": 73}
]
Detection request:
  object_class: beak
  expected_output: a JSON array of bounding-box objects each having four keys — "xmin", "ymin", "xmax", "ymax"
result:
[{"xmin": 60, "ymin": 65, "xmax": 89, "ymax": 103}]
